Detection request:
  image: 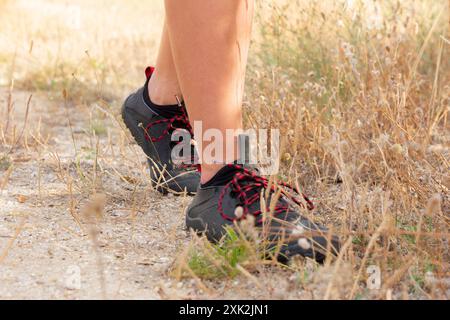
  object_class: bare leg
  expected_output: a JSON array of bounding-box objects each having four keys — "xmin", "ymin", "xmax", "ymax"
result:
[
  {"xmin": 165, "ymin": 0, "xmax": 254, "ymax": 183},
  {"xmin": 148, "ymin": 23, "xmax": 183, "ymax": 105}
]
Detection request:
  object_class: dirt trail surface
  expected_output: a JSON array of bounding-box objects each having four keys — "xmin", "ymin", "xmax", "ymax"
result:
[{"xmin": 0, "ymin": 89, "xmax": 325, "ymax": 300}]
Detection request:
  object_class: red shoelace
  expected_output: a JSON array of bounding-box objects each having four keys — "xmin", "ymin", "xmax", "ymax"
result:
[
  {"xmin": 144, "ymin": 111, "xmax": 193, "ymax": 144},
  {"xmin": 217, "ymin": 164, "xmax": 314, "ymax": 222}
]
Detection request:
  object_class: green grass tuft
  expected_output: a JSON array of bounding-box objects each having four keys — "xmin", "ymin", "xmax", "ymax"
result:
[{"xmin": 185, "ymin": 228, "xmax": 255, "ymax": 280}]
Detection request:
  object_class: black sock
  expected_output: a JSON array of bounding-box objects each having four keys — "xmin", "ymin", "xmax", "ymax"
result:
[
  {"xmin": 143, "ymin": 77, "xmax": 183, "ymax": 118},
  {"xmin": 201, "ymin": 165, "xmax": 241, "ymax": 188}
]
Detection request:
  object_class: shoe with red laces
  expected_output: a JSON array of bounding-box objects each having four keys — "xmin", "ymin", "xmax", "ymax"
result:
[
  {"xmin": 122, "ymin": 67, "xmax": 200, "ymax": 194},
  {"xmin": 185, "ymin": 164, "xmax": 340, "ymax": 263}
]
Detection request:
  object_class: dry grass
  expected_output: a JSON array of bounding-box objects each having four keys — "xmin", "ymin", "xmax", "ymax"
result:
[{"xmin": 0, "ymin": 0, "xmax": 449, "ymax": 299}]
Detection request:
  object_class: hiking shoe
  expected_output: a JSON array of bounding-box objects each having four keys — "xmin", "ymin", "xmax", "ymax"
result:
[
  {"xmin": 122, "ymin": 67, "xmax": 200, "ymax": 194},
  {"xmin": 185, "ymin": 164, "xmax": 340, "ymax": 263}
]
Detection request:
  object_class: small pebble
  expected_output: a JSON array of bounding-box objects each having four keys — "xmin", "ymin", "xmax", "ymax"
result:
[
  {"xmin": 234, "ymin": 206, "xmax": 244, "ymax": 219},
  {"xmin": 298, "ymin": 238, "xmax": 311, "ymax": 250},
  {"xmin": 292, "ymin": 226, "xmax": 305, "ymax": 236}
]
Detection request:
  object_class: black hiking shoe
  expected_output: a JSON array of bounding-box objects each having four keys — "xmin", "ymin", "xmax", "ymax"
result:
[
  {"xmin": 122, "ymin": 67, "xmax": 200, "ymax": 194},
  {"xmin": 185, "ymin": 164, "xmax": 340, "ymax": 263}
]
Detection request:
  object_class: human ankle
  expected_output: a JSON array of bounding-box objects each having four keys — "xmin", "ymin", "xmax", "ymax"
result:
[{"xmin": 148, "ymin": 72, "xmax": 182, "ymax": 106}]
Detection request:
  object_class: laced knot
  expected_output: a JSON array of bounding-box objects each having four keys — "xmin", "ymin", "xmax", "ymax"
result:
[{"xmin": 217, "ymin": 164, "xmax": 314, "ymax": 222}]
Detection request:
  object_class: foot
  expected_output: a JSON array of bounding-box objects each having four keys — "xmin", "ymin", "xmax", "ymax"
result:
[
  {"xmin": 185, "ymin": 164, "xmax": 340, "ymax": 263},
  {"xmin": 122, "ymin": 67, "xmax": 200, "ymax": 194}
]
